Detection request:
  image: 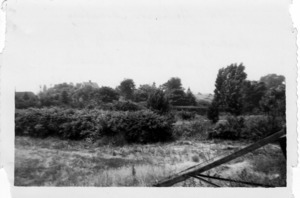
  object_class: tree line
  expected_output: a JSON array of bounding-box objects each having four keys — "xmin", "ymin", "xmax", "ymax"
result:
[
  {"xmin": 207, "ymin": 63, "xmax": 285, "ymax": 123},
  {"xmin": 15, "ymin": 78, "xmax": 197, "ymax": 110},
  {"xmin": 15, "ymin": 63, "xmax": 285, "ymax": 121}
]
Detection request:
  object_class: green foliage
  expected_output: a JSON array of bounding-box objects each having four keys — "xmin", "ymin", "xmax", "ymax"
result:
[
  {"xmin": 133, "ymin": 83, "xmax": 157, "ymax": 102},
  {"xmin": 15, "ymin": 108, "xmax": 175, "ymax": 144},
  {"xmin": 197, "ymin": 99, "xmax": 211, "ymax": 108},
  {"xmin": 242, "ymin": 115, "xmax": 284, "ymax": 140},
  {"xmin": 112, "ymin": 101, "xmax": 144, "ymax": 111},
  {"xmin": 173, "ymin": 119, "xmax": 210, "ymax": 140},
  {"xmin": 95, "ymin": 86, "xmax": 119, "ymax": 103},
  {"xmin": 260, "ymin": 74, "xmax": 285, "ymax": 89},
  {"xmin": 147, "ymin": 89, "xmax": 170, "ymax": 114},
  {"xmin": 209, "ymin": 116, "xmax": 245, "ymax": 140},
  {"xmin": 186, "ymin": 88, "xmax": 197, "ymax": 106},
  {"xmin": 15, "ymin": 92, "xmax": 39, "ymax": 109},
  {"xmin": 242, "ymin": 81, "xmax": 267, "ymax": 114},
  {"xmin": 162, "ymin": 77, "xmax": 196, "ymax": 106},
  {"xmin": 162, "ymin": 77, "xmax": 183, "ymax": 91},
  {"xmin": 176, "ymin": 111, "xmax": 196, "ymax": 120},
  {"xmin": 167, "ymin": 89, "xmax": 190, "ymax": 106},
  {"xmin": 213, "ymin": 63, "xmax": 247, "ymax": 115},
  {"xmin": 60, "ymin": 90, "xmax": 70, "ymax": 105},
  {"xmin": 260, "ymin": 84, "xmax": 286, "ymax": 117},
  {"xmin": 207, "ymin": 100, "xmax": 219, "ymax": 123},
  {"xmin": 103, "ymin": 110, "xmax": 175, "ymax": 143},
  {"xmin": 208, "ymin": 115, "xmax": 285, "ymax": 140},
  {"xmin": 117, "ymin": 79, "xmax": 136, "ymax": 100},
  {"xmin": 37, "ymin": 81, "xmax": 100, "ymax": 108}
]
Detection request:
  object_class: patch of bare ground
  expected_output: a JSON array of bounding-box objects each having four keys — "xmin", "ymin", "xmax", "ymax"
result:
[{"xmin": 14, "ymin": 136, "xmax": 286, "ymax": 187}]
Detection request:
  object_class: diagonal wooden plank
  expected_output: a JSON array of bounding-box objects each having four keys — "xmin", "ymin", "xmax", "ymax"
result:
[
  {"xmin": 197, "ymin": 174, "xmax": 274, "ymax": 187},
  {"xmin": 153, "ymin": 128, "xmax": 286, "ymax": 187},
  {"xmin": 191, "ymin": 175, "xmax": 220, "ymax": 187}
]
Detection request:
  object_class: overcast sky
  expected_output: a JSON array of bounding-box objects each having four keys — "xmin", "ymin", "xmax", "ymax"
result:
[{"xmin": 4, "ymin": 0, "xmax": 295, "ymax": 94}]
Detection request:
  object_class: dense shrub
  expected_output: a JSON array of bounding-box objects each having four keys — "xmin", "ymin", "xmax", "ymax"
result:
[
  {"xmin": 101, "ymin": 110, "xmax": 175, "ymax": 143},
  {"xmin": 15, "ymin": 108, "xmax": 174, "ymax": 144},
  {"xmin": 208, "ymin": 116, "xmax": 244, "ymax": 140},
  {"xmin": 147, "ymin": 90, "xmax": 170, "ymax": 114},
  {"xmin": 242, "ymin": 115, "xmax": 284, "ymax": 140},
  {"xmin": 207, "ymin": 101, "xmax": 219, "ymax": 123},
  {"xmin": 176, "ymin": 111, "xmax": 196, "ymax": 120},
  {"xmin": 111, "ymin": 101, "xmax": 144, "ymax": 111},
  {"xmin": 173, "ymin": 119, "xmax": 211, "ymax": 140},
  {"xmin": 15, "ymin": 108, "xmax": 98, "ymax": 140},
  {"xmin": 208, "ymin": 115, "xmax": 285, "ymax": 140}
]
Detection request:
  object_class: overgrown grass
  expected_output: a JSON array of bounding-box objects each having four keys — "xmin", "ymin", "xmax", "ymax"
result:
[{"xmin": 15, "ymin": 136, "xmax": 286, "ymax": 187}]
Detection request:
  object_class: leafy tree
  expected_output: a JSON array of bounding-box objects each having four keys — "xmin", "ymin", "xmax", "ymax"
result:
[
  {"xmin": 118, "ymin": 79, "xmax": 136, "ymax": 100},
  {"xmin": 212, "ymin": 63, "xmax": 247, "ymax": 115},
  {"xmin": 186, "ymin": 88, "xmax": 197, "ymax": 106},
  {"xmin": 168, "ymin": 89, "xmax": 189, "ymax": 106},
  {"xmin": 147, "ymin": 89, "xmax": 170, "ymax": 114},
  {"xmin": 242, "ymin": 81, "xmax": 267, "ymax": 113},
  {"xmin": 133, "ymin": 83, "xmax": 157, "ymax": 102},
  {"xmin": 260, "ymin": 84, "xmax": 286, "ymax": 117},
  {"xmin": 207, "ymin": 100, "xmax": 219, "ymax": 123},
  {"xmin": 60, "ymin": 90, "xmax": 70, "ymax": 105},
  {"xmin": 260, "ymin": 74, "xmax": 285, "ymax": 89},
  {"xmin": 162, "ymin": 77, "xmax": 192, "ymax": 106},
  {"xmin": 23, "ymin": 93, "xmax": 30, "ymax": 100},
  {"xmin": 72, "ymin": 84, "xmax": 98, "ymax": 107},
  {"xmin": 94, "ymin": 86, "xmax": 119, "ymax": 103},
  {"xmin": 15, "ymin": 92, "xmax": 39, "ymax": 109},
  {"xmin": 162, "ymin": 77, "xmax": 183, "ymax": 92}
]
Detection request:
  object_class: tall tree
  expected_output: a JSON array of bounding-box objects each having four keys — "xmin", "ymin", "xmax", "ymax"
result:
[
  {"xmin": 118, "ymin": 79, "xmax": 136, "ymax": 100},
  {"xmin": 260, "ymin": 84, "xmax": 286, "ymax": 117},
  {"xmin": 212, "ymin": 63, "xmax": 247, "ymax": 116},
  {"xmin": 147, "ymin": 89, "xmax": 170, "ymax": 114},
  {"xmin": 162, "ymin": 77, "xmax": 183, "ymax": 93},
  {"xmin": 133, "ymin": 83, "xmax": 157, "ymax": 102},
  {"xmin": 186, "ymin": 88, "xmax": 197, "ymax": 106},
  {"xmin": 242, "ymin": 81, "xmax": 267, "ymax": 113},
  {"xmin": 94, "ymin": 86, "xmax": 119, "ymax": 103},
  {"xmin": 162, "ymin": 77, "xmax": 190, "ymax": 106},
  {"xmin": 60, "ymin": 90, "xmax": 70, "ymax": 105}
]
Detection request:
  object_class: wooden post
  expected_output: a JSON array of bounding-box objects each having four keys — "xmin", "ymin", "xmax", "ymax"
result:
[{"xmin": 153, "ymin": 129, "xmax": 285, "ymax": 187}]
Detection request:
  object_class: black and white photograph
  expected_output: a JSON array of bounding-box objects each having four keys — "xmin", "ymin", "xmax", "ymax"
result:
[{"xmin": 0, "ymin": 0, "xmax": 298, "ymax": 197}]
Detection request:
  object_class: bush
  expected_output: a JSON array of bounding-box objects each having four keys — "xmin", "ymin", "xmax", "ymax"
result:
[
  {"xmin": 242, "ymin": 115, "xmax": 284, "ymax": 140},
  {"xmin": 208, "ymin": 116, "xmax": 244, "ymax": 140},
  {"xmin": 15, "ymin": 108, "xmax": 175, "ymax": 144},
  {"xmin": 111, "ymin": 101, "xmax": 144, "ymax": 111},
  {"xmin": 173, "ymin": 119, "xmax": 211, "ymax": 140},
  {"xmin": 147, "ymin": 90, "xmax": 170, "ymax": 114},
  {"xmin": 208, "ymin": 115, "xmax": 285, "ymax": 140},
  {"xmin": 176, "ymin": 111, "xmax": 196, "ymax": 120},
  {"xmin": 207, "ymin": 101, "xmax": 219, "ymax": 123},
  {"xmin": 15, "ymin": 108, "xmax": 98, "ymax": 140}
]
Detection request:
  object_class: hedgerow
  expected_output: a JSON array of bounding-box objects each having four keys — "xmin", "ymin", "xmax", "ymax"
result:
[
  {"xmin": 15, "ymin": 108, "xmax": 174, "ymax": 144},
  {"xmin": 208, "ymin": 115, "xmax": 285, "ymax": 140}
]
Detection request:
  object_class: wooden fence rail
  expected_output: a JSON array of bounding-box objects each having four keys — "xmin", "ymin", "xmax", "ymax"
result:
[{"xmin": 153, "ymin": 129, "xmax": 286, "ymax": 187}]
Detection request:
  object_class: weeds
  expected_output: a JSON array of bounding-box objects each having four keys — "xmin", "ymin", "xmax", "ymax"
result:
[{"xmin": 15, "ymin": 136, "xmax": 286, "ymax": 187}]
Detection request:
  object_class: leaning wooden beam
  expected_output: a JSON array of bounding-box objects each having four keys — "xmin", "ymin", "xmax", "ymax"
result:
[
  {"xmin": 153, "ymin": 129, "xmax": 285, "ymax": 187},
  {"xmin": 197, "ymin": 174, "xmax": 274, "ymax": 187},
  {"xmin": 191, "ymin": 175, "xmax": 220, "ymax": 187}
]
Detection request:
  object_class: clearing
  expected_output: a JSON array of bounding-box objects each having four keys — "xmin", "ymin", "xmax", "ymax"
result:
[{"xmin": 15, "ymin": 136, "xmax": 286, "ymax": 187}]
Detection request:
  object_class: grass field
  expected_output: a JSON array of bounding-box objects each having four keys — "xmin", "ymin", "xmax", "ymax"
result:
[{"xmin": 15, "ymin": 136, "xmax": 286, "ymax": 187}]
